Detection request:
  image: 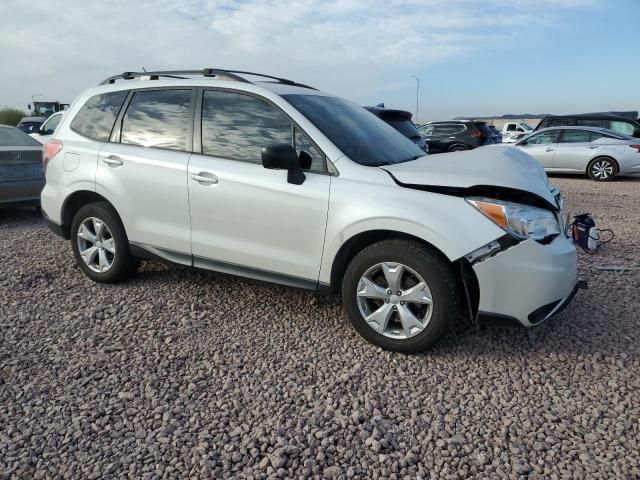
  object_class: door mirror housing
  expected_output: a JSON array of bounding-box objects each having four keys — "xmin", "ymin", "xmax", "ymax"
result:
[{"xmin": 261, "ymin": 144, "xmax": 306, "ymax": 185}]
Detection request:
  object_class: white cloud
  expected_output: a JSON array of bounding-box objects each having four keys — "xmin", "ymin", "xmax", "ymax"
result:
[{"xmin": 0, "ymin": 0, "xmax": 598, "ymax": 111}]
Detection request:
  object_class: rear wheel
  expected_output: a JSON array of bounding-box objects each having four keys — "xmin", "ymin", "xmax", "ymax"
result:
[
  {"xmin": 342, "ymin": 240, "xmax": 461, "ymax": 352},
  {"xmin": 70, "ymin": 202, "xmax": 138, "ymax": 283},
  {"xmin": 449, "ymin": 144, "xmax": 468, "ymax": 152},
  {"xmin": 587, "ymin": 157, "xmax": 617, "ymax": 181}
]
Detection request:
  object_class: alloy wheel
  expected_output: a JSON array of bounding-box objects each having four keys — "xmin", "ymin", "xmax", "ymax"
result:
[
  {"xmin": 591, "ymin": 160, "xmax": 614, "ymax": 180},
  {"xmin": 76, "ymin": 217, "xmax": 116, "ymax": 273},
  {"xmin": 356, "ymin": 262, "xmax": 433, "ymax": 339}
]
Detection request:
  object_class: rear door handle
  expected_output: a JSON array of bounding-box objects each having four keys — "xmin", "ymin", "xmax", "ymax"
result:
[
  {"xmin": 191, "ymin": 172, "xmax": 218, "ymax": 184},
  {"xmin": 588, "ymin": 146, "xmax": 599, "ymax": 149},
  {"xmin": 102, "ymin": 155, "xmax": 123, "ymax": 166}
]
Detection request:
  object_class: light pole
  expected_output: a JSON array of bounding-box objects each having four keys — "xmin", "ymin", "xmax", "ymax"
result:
[{"xmin": 410, "ymin": 75, "xmax": 420, "ymax": 121}]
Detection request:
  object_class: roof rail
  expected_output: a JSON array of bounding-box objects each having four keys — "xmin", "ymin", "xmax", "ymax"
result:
[{"xmin": 99, "ymin": 68, "xmax": 316, "ymax": 89}]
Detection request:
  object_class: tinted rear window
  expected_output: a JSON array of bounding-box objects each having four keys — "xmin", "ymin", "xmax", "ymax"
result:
[
  {"xmin": 71, "ymin": 91, "xmax": 128, "ymax": 141},
  {"xmin": 121, "ymin": 89, "xmax": 192, "ymax": 151},
  {"xmin": 0, "ymin": 127, "xmax": 41, "ymax": 146},
  {"xmin": 385, "ymin": 118, "xmax": 421, "ymax": 139},
  {"xmin": 474, "ymin": 123, "xmax": 493, "ymax": 136}
]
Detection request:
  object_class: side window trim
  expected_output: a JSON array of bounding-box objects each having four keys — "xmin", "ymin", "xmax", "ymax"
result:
[
  {"xmin": 110, "ymin": 86, "xmax": 196, "ymax": 152},
  {"xmin": 195, "ymin": 87, "xmax": 329, "ymax": 174}
]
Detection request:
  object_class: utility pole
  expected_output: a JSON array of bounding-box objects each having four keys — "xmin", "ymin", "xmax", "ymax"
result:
[{"xmin": 410, "ymin": 75, "xmax": 420, "ymax": 121}]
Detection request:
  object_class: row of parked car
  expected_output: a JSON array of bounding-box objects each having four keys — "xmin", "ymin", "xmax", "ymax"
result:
[{"xmin": 372, "ymin": 107, "xmax": 640, "ymax": 182}]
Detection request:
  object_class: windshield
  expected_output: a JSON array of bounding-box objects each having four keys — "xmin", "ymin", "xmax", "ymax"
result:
[
  {"xmin": 284, "ymin": 94, "xmax": 425, "ymax": 166},
  {"xmin": 0, "ymin": 127, "xmax": 41, "ymax": 146}
]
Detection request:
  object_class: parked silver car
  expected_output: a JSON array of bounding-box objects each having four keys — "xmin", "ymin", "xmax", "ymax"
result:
[
  {"xmin": 0, "ymin": 125, "xmax": 44, "ymax": 207},
  {"xmin": 512, "ymin": 126, "xmax": 640, "ymax": 181}
]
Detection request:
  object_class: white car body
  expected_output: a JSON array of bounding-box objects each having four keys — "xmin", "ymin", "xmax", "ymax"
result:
[
  {"xmin": 41, "ymin": 72, "xmax": 578, "ymax": 347},
  {"xmin": 509, "ymin": 126, "xmax": 640, "ymax": 180},
  {"xmin": 29, "ymin": 112, "xmax": 64, "ymax": 144},
  {"xmin": 502, "ymin": 122, "xmax": 534, "ymax": 143}
]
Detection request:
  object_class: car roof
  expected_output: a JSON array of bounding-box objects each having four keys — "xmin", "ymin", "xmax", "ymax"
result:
[
  {"xmin": 543, "ymin": 113, "xmax": 638, "ymax": 122},
  {"xmin": 536, "ymin": 126, "xmax": 616, "ymax": 133},
  {"xmin": 75, "ymin": 77, "xmax": 331, "ymax": 103},
  {"xmin": 426, "ymin": 120, "xmax": 485, "ymax": 124}
]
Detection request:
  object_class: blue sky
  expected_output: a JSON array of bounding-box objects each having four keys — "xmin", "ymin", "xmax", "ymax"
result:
[{"xmin": 1, "ymin": 0, "xmax": 638, "ymax": 121}]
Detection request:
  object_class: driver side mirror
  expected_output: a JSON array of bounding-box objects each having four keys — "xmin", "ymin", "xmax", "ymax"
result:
[{"xmin": 261, "ymin": 144, "xmax": 306, "ymax": 185}]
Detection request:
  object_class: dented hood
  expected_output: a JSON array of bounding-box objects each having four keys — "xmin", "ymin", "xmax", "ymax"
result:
[{"xmin": 382, "ymin": 145, "xmax": 558, "ymax": 209}]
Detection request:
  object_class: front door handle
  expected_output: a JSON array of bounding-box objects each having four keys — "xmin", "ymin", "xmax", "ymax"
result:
[
  {"xmin": 191, "ymin": 173, "xmax": 218, "ymax": 184},
  {"xmin": 588, "ymin": 146, "xmax": 599, "ymax": 149},
  {"xmin": 545, "ymin": 148, "xmax": 555, "ymax": 152},
  {"xmin": 102, "ymin": 155, "xmax": 123, "ymax": 166}
]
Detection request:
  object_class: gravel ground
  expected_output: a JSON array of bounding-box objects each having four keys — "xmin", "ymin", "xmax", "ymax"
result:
[{"xmin": 1, "ymin": 176, "xmax": 639, "ymax": 479}]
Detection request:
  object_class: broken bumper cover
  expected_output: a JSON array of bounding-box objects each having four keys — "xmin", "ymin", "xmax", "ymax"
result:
[{"xmin": 472, "ymin": 235, "xmax": 578, "ymax": 327}]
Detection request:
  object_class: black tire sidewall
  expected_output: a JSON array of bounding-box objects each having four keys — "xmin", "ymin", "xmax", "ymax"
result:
[
  {"xmin": 342, "ymin": 240, "xmax": 459, "ymax": 353},
  {"xmin": 70, "ymin": 202, "xmax": 134, "ymax": 283}
]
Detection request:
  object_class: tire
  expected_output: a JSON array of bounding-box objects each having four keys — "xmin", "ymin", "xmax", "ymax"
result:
[
  {"xmin": 341, "ymin": 239, "xmax": 462, "ymax": 353},
  {"xmin": 70, "ymin": 202, "xmax": 138, "ymax": 283},
  {"xmin": 449, "ymin": 145, "xmax": 468, "ymax": 152},
  {"xmin": 587, "ymin": 157, "xmax": 617, "ymax": 181}
]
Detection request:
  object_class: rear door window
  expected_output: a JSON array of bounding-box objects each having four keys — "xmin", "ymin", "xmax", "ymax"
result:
[
  {"xmin": 560, "ymin": 130, "xmax": 592, "ymax": 143},
  {"xmin": 610, "ymin": 121, "xmax": 635, "ymax": 136},
  {"xmin": 71, "ymin": 91, "xmax": 128, "ymax": 142},
  {"xmin": 434, "ymin": 124, "xmax": 465, "ymax": 136},
  {"xmin": 120, "ymin": 89, "xmax": 192, "ymax": 151},
  {"xmin": 525, "ymin": 131, "xmax": 560, "ymax": 145}
]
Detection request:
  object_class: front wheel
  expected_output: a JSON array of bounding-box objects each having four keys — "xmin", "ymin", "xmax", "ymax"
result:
[
  {"xmin": 70, "ymin": 202, "xmax": 138, "ymax": 283},
  {"xmin": 587, "ymin": 157, "xmax": 617, "ymax": 181},
  {"xmin": 341, "ymin": 240, "xmax": 462, "ymax": 352}
]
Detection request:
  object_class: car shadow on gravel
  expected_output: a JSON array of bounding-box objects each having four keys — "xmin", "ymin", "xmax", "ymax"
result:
[{"xmin": 0, "ymin": 206, "xmax": 43, "ymax": 225}]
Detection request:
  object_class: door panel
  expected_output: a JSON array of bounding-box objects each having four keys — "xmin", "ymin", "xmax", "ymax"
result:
[
  {"xmin": 518, "ymin": 130, "xmax": 560, "ymax": 168},
  {"xmin": 96, "ymin": 144, "xmax": 192, "ymax": 256},
  {"xmin": 519, "ymin": 144, "xmax": 557, "ymax": 168},
  {"xmin": 188, "ymin": 154, "xmax": 330, "ymax": 281}
]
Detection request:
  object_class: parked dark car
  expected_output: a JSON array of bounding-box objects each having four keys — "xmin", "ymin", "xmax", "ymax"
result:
[
  {"xmin": 488, "ymin": 125, "xmax": 502, "ymax": 143},
  {"xmin": 417, "ymin": 120, "xmax": 495, "ymax": 153},
  {"xmin": 365, "ymin": 104, "xmax": 428, "ymax": 152},
  {"xmin": 0, "ymin": 124, "xmax": 44, "ymax": 208},
  {"xmin": 536, "ymin": 114, "xmax": 640, "ymax": 138},
  {"xmin": 16, "ymin": 116, "xmax": 45, "ymax": 133}
]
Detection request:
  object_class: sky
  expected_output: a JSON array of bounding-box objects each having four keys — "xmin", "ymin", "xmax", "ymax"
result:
[{"xmin": 1, "ymin": 0, "xmax": 638, "ymax": 122}]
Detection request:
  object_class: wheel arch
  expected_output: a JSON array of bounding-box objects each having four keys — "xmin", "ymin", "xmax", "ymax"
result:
[
  {"xmin": 323, "ymin": 229, "xmax": 454, "ymax": 295},
  {"xmin": 60, "ymin": 190, "xmax": 120, "ymax": 239}
]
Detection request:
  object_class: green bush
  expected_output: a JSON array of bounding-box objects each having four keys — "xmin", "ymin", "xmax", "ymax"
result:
[{"xmin": 0, "ymin": 108, "xmax": 28, "ymax": 127}]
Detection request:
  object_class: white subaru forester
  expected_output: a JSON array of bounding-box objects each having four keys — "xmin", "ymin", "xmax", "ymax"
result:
[{"xmin": 41, "ymin": 69, "xmax": 578, "ymax": 352}]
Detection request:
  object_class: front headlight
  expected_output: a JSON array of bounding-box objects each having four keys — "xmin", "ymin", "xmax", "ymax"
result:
[{"xmin": 466, "ymin": 198, "xmax": 560, "ymax": 242}]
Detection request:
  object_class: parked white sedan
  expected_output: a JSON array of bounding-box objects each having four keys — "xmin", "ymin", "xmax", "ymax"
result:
[{"xmin": 512, "ymin": 126, "xmax": 640, "ymax": 181}]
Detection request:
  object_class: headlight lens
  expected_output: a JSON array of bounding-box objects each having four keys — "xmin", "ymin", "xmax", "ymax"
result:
[{"xmin": 466, "ymin": 198, "xmax": 560, "ymax": 241}]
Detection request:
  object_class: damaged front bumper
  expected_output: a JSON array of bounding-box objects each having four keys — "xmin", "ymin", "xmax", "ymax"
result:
[{"xmin": 470, "ymin": 234, "xmax": 579, "ymax": 327}]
